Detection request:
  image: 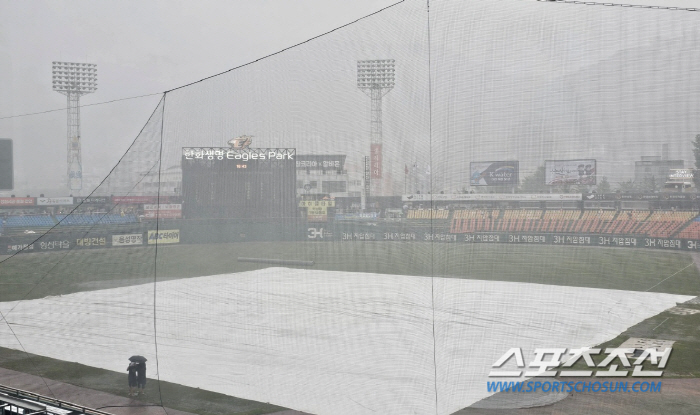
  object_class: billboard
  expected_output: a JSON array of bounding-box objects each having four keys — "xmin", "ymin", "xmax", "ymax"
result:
[
  {"xmin": 74, "ymin": 196, "xmax": 111, "ymax": 204},
  {"xmin": 668, "ymin": 169, "xmax": 694, "ymax": 181},
  {"xmin": 545, "ymin": 160, "xmax": 596, "ymax": 185},
  {"xmin": 0, "ymin": 139, "xmax": 12, "ymax": 190},
  {"xmin": 402, "ymin": 193, "xmax": 582, "ymax": 202},
  {"xmin": 295, "ymin": 155, "xmax": 346, "ymax": 171},
  {"xmin": 112, "ymin": 233, "xmax": 144, "ymax": 247},
  {"xmin": 0, "ymin": 197, "xmax": 34, "ymax": 206},
  {"xmin": 300, "ymin": 199, "xmax": 335, "ymax": 223},
  {"xmin": 147, "ymin": 229, "xmax": 180, "ymax": 245},
  {"xmin": 37, "ymin": 197, "xmax": 74, "ymax": 206},
  {"xmin": 470, "ymin": 161, "xmax": 519, "ymax": 186}
]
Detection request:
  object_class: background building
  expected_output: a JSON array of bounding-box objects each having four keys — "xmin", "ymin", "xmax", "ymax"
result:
[
  {"xmin": 296, "ymin": 154, "xmax": 363, "ymax": 198},
  {"xmin": 634, "ymin": 155, "xmax": 684, "ymax": 192}
]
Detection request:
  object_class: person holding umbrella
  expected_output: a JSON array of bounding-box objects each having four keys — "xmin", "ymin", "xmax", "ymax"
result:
[
  {"xmin": 129, "ymin": 356, "xmax": 147, "ymax": 396},
  {"xmin": 126, "ymin": 361, "xmax": 138, "ymax": 396}
]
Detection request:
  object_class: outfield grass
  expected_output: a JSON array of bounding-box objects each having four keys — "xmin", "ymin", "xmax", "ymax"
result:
[
  {"xmin": 1, "ymin": 242, "xmax": 698, "ymax": 303},
  {"xmin": 555, "ymin": 303, "xmax": 700, "ymax": 379},
  {"xmin": 1, "ymin": 242, "xmax": 699, "ymax": 414}
]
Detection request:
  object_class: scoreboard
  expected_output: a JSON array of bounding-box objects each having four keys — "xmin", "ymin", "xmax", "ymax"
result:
[
  {"xmin": 182, "ymin": 147, "xmax": 297, "ymax": 220},
  {"xmin": 0, "ymin": 139, "xmax": 12, "ymax": 190}
]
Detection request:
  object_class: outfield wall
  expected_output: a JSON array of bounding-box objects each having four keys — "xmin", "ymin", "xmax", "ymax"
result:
[
  {"xmin": 2, "ymin": 220, "xmax": 700, "ymax": 254},
  {"xmin": 306, "ymin": 223, "xmax": 700, "ymax": 252}
]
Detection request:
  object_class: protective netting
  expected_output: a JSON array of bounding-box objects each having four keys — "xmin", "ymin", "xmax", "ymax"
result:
[{"xmin": 3, "ymin": 1, "xmax": 700, "ymax": 414}]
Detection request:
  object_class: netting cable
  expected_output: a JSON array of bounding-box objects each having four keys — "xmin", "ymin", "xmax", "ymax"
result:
[
  {"xmin": 426, "ymin": 0, "xmax": 439, "ymax": 413},
  {"xmin": 165, "ymin": 0, "xmax": 406, "ymax": 93},
  {"xmin": 532, "ymin": 0, "xmax": 700, "ymax": 12},
  {"xmin": 0, "ymin": 93, "xmax": 163, "ymax": 120},
  {"xmin": 151, "ymin": 91, "xmax": 167, "ymax": 409},
  {"xmin": 0, "ymin": 96, "xmax": 165, "ymax": 404}
]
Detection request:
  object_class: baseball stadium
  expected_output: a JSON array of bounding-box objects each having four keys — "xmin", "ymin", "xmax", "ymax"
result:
[{"xmin": 3, "ymin": 1, "xmax": 700, "ymax": 415}]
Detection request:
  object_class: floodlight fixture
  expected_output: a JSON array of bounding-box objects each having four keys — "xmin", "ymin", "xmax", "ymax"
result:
[
  {"xmin": 357, "ymin": 59, "xmax": 395, "ymax": 195},
  {"xmin": 52, "ymin": 61, "xmax": 98, "ymax": 191}
]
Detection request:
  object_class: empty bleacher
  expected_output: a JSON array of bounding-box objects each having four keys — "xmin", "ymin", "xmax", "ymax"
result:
[
  {"xmin": 572, "ymin": 210, "xmax": 616, "ymax": 233},
  {"xmin": 540, "ymin": 210, "xmax": 581, "ymax": 233},
  {"xmin": 56, "ymin": 214, "xmax": 138, "ymax": 226},
  {"xmin": 498, "ymin": 210, "xmax": 543, "ymax": 232},
  {"xmin": 449, "ymin": 207, "xmax": 700, "ymax": 238},
  {"xmin": 4, "ymin": 215, "xmax": 55, "ymax": 227},
  {"xmin": 450, "ymin": 209, "xmax": 498, "ymax": 232},
  {"xmin": 633, "ymin": 211, "xmax": 697, "ymax": 238},
  {"xmin": 407, "ymin": 209, "xmax": 449, "ymax": 220},
  {"xmin": 674, "ymin": 215, "xmax": 700, "ymax": 239},
  {"xmin": 599, "ymin": 210, "xmax": 650, "ymax": 234}
]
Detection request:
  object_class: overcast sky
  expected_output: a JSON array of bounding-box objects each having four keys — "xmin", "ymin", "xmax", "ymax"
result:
[
  {"xmin": 2, "ymin": 0, "xmax": 700, "ymax": 196},
  {"xmin": 0, "ymin": 0, "xmax": 400, "ymax": 195}
]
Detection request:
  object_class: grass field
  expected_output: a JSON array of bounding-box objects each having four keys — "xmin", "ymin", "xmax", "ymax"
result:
[
  {"xmin": 1, "ymin": 241, "xmax": 699, "ymax": 414},
  {"xmin": 1, "ymin": 242, "xmax": 698, "ymax": 302}
]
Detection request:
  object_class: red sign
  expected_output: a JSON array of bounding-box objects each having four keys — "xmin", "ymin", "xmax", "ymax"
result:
[
  {"xmin": 370, "ymin": 144, "xmax": 382, "ymax": 179},
  {"xmin": 0, "ymin": 197, "xmax": 35, "ymax": 206}
]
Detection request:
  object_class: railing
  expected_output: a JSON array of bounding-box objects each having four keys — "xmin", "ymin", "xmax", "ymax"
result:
[{"xmin": 0, "ymin": 384, "xmax": 114, "ymax": 415}]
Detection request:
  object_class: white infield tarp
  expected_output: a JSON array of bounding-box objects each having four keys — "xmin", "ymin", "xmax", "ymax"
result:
[{"xmin": 0, "ymin": 268, "xmax": 691, "ymax": 415}]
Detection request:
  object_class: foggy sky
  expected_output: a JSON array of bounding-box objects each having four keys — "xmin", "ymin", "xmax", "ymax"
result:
[
  {"xmin": 0, "ymin": 0, "xmax": 399, "ymax": 195},
  {"xmin": 2, "ymin": 0, "xmax": 700, "ymax": 196}
]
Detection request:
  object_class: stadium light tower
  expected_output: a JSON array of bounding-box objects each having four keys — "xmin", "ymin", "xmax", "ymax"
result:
[
  {"xmin": 357, "ymin": 59, "xmax": 395, "ymax": 196},
  {"xmin": 52, "ymin": 61, "xmax": 97, "ymax": 191}
]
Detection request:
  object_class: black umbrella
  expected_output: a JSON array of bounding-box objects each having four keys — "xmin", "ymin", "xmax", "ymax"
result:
[{"xmin": 129, "ymin": 355, "xmax": 147, "ymax": 363}]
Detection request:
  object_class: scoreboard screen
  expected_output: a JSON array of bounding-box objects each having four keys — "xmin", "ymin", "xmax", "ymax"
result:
[
  {"xmin": 182, "ymin": 147, "xmax": 297, "ymax": 220},
  {"xmin": 0, "ymin": 139, "xmax": 12, "ymax": 190}
]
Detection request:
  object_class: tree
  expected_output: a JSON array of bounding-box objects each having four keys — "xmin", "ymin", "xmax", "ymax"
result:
[
  {"xmin": 640, "ymin": 175, "xmax": 658, "ymax": 193},
  {"xmin": 616, "ymin": 179, "xmax": 637, "ymax": 193},
  {"xmin": 597, "ymin": 176, "xmax": 611, "ymax": 194},
  {"xmin": 519, "ymin": 166, "xmax": 548, "ymax": 193},
  {"xmin": 573, "ymin": 184, "xmax": 590, "ymax": 194},
  {"xmin": 693, "ymin": 134, "xmax": 700, "ymax": 189}
]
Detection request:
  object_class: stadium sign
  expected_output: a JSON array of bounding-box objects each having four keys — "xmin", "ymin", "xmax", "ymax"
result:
[
  {"xmin": 74, "ymin": 196, "xmax": 110, "ymax": 204},
  {"xmin": 402, "ymin": 194, "xmax": 582, "ymax": 202},
  {"xmin": 112, "ymin": 234, "xmax": 144, "ymax": 247},
  {"xmin": 307, "ymin": 227, "xmax": 334, "ymax": 239},
  {"xmin": 586, "ymin": 193, "xmax": 699, "ymax": 201},
  {"xmin": 37, "ymin": 197, "xmax": 74, "ymax": 206},
  {"xmin": 0, "ymin": 197, "xmax": 34, "ymax": 206},
  {"xmin": 147, "ymin": 229, "xmax": 180, "ymax": 244},
  {"xmin": 335, "ymin": 212, "xmax": 378, "ymax": 220},
  {"xmin": 75, "ymin": 236, "xmax": 108, "ymax": 248},
  {"xmin": 296, "ymin": 155, "xmax": 346, "ymax": 171},
  {"xmin": 183, "ymin": 147, "xmax": 295, "ymax": 161},
  {"xmin": 143, "ymin": 204, "xmax": 182, "ymax": 219},
  {"xmin": 470, "ymin": 161, "xmax": 519, "ymax": 186},
  {"xmin": 668, "ymin": 169, "xmax": 694, "ymax": 180},
  {"xmin": 112, "ymin": 196, "xmax": 169, "ymax": 204},
  {"xmin": 300, "ymin": 200, "xmax": 334, "ymax": 223}
]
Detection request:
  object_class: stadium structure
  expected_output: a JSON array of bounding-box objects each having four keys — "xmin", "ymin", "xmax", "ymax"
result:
[{"xmin": 4, "ymin": 1, "xmax": 700, "ymax": 415}]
